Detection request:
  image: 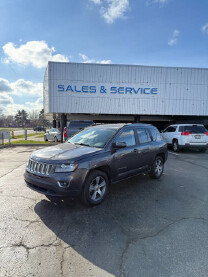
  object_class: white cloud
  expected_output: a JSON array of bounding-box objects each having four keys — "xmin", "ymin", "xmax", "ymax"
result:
[
  {"xmin": 201, "ymin": 23, "xmax": 208, "ymax": 34},
  {"xmin": 168, "ymin": 29, "xmax": 180, "ymax": 46},
  {"xmin": 155, "ymin": 0, "xmax": 168, "ymax": 3},
  {"xmin": 79, "ymin": 53, "xmax": 112, "ymax": 64},
  {"xmin": 0, "ymin": 93, "xmax": 14, "ymax": 105},
  {"xmin": 2, "ymin": 41, "xmax": 69, "ymax": 69},
  {"xmin": 0, "ymin": 78, "xmax": 42, "ymax": 97},
  {"xmin": 90, "ymin": 0, "xmax": 102, "ymax": 4},
  {"xmin": 168, "ymin": 38, "xmax": 177, "ymax": 46},
  {"xmin": 2, "ymin": 96, "xmax": 43, "ymax": 115},
  {"xmin": 146, "ymin": 0, "xmax": 169, "ymax": 6},
  {"xmin": 11, "ymin": 79, "xmax": 42, "ymax": 96},
  {"xmin": 98, "ymin": 59, "xmax": 112, "ymax": 64},
  {"xmin": 0, "ymin": 78, "xmax": 43, "ymax": 115},
  {"xmin": 0, "ymin": 79, "xmax": 12, "ymax": 92},
  {"xmin": 25, "ymin": 97, "xmax": 43, "ymax": 110},
  {"xmin": 173, "ymin": 29, "xmax": 180, "ymax": 37},
  {"xmin": 90, "ymin": 0, "xmax": 129, "ymax": 23}
]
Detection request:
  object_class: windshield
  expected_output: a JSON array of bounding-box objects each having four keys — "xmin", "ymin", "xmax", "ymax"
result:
[
  {"xmin": 179, "ymin": 125, "xmax": 207, "ymax": 134},
  {"xmin": 67, "ymin": 127, "xmax": 117, "ymax": 148}
]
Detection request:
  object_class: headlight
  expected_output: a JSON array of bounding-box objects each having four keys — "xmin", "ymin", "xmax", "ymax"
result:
[{"xmin": 55, "ymin": 163, "xmax": 78, "ymax": 173}]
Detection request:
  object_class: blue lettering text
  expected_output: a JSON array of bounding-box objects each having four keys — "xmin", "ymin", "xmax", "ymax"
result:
[
  {"xmin": 82, "ymin": 86, "xmax": 88, "ymax": 93},
  {"xmin": 111, "ymin": 87, "xmax": 117, "ymax": 93},
  {"xmin": 151, "ymin": 88, "xmax": 158, "ymax": 94},
  {"xmin": 66, "ymin": 85, "xmax": 73, "ymax": 92},
  {"xmin": 58, "ymin": 85, "xmax": 64, "ymax": 92},
  {"xmin": 118, "ymin": 87, "xmax": 124, "ymax": 94},
  {"xmin": 90, "ymin": 86, "xmax": 96, "ymax": 93}
]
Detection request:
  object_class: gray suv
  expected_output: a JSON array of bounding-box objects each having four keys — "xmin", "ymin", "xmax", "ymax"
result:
[
  {"xmin": 64, "ymin": 120, "xmax": 94, "ymax": 140},
  {"xmin": 24, "ymin": 123, "xmax": 168, "ymax": 206}
]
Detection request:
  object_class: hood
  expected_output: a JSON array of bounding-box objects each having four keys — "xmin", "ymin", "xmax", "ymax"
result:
[{"xmin": 30, "ymin": 143, "xmax": 103, "ymax": 162}]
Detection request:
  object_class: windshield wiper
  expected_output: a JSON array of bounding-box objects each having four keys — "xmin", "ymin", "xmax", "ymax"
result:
[{"xmin": 74, "ymin": 142, "xmax": 91, "ymax": 147}]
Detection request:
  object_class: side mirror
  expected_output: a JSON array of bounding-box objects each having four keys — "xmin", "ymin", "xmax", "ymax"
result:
[{"xmin": 112, "ymin": 141, "xmax": 127, "ymax": 149}]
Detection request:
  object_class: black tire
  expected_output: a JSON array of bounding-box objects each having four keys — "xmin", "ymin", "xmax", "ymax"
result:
[
  {"xmin": 81, "ymin": 170, "xmax": 109, "ymax": 206},
  {"xmin": 54, "ymin": 136, "xmax": 58, "ymax": 142},
  {"xmin": 149, "ymin": 156, "xmax": 164, "ymax": 179},
  {"xmin": 44, "ymin": 136, "xmax": 48, "ymax": 141},
  {"xmin": 172, "ymin": 140, "xmax": 179, "ymax": 152},
  {"xmin": 199, "ymin": 148, "xmax": 206, "ymax": 153}
]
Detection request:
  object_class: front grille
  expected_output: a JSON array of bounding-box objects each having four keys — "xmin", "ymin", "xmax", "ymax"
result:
[{"xmin": 27, "ymin": 159, "xmax": 54, "ymax": 175}]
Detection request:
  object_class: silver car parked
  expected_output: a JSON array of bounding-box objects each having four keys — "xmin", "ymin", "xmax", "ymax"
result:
[{"xmin": 44, "ymin": 128, "xmax": 61, "ymax": 142}]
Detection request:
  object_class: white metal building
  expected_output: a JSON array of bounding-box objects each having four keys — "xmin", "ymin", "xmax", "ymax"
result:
[{"xmin": 43, "ymin": 62, "xmax": 208, "ymax": 129}]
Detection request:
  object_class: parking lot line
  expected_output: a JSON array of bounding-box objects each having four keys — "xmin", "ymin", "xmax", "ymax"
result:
[{"xmin": 168, "ymin": 151, "xmax": 179, "ymax": 156}]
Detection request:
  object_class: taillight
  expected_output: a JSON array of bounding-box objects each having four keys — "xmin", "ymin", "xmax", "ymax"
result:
[
  {"xmin": 63, "ymin": 127, "xmax": 67, "ymax": 138},
  {"xmin": 204, "ymin": 132, "xmax": 208, "ymax": 136},
  {"xmin": 181, "ymin": 132, "xmax": 191, "ymax": 136}
]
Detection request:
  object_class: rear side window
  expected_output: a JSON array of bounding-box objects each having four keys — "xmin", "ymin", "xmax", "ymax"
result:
[
  {"xmin": 179, "ymin": 125, "xmax": 207, "ymax": 133},
  {"xmin": 116, "ymin": 129, "xmax": 136, "ymax": 147},
  {"xmin": 67, "ymin": 121, "xmax": 93, "ymax": 128},
  {"xmin": 136, "ymin": 128, "xmax": 151, "ymax": 144},
  {"xmin": 149, "ymin": 127, "xmax": 161, "ymax": 141}
]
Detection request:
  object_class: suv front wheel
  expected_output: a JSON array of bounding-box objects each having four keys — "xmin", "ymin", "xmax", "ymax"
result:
[
  {"xmin": 81, "ymin": 170, "xmax": 109, "ymax": 206},
  {"xmin": 149, "ymin": 156, "xmax": 164, "ymax": 179}
]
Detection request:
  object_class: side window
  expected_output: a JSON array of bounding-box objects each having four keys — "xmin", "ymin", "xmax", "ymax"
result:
[
  {"xmin": 136, "ymin": 128, "xmax": 151, "ymax": 144},
  {"xmin": 116, "ymin": 129, "xmax": 136, "ymax": 147},
  {"xmin": 170, "ymin": 127, "xmax": 176, "ymax": 132},
  {"xmin": 164, "ymin": 126, "xmax": 176, "ymax": 132},
  {"xmin": 164, "ymin": 127, "xmax": 171, "ymax": 133},
  {"xmin": 150, "ymin": 127, "xmax": 161, "ymax": 141}
]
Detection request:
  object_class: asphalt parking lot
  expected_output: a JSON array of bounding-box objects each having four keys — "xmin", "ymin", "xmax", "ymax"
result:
[{"xmin": 0, "ymin": 146, "xmax": 208, "ymax": 277}]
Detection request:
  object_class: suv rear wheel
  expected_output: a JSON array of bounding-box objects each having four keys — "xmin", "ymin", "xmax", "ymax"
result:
[
  {"xmin": 81, "ymin": 170, "xmax": 109, "ymax": 206},
  {"xmin": 172, "ymin": 140, "xmax": 179, "ymax": 152},
  {"xmin": 149, "ymin": 156, "xmax": 164, "ymax": 179}
]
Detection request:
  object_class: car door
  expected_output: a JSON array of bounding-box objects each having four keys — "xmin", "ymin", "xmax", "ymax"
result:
[
  {"xmin": 111, "ymin": 128, "xmax": 138, "ymax": 181},
  {"xmin": 53, "ymin": 128, "xmax": 60, "ymax": 140},
  {"xmin": 48, "ymin": 129, "xmax": 55, "ymax": 140},
  {"xmin": 161, "ymin": 126, "xmax": 172, "ymax": 144},
  {"xmin": 135, "ymin": 128, "xmax": 153, "ymax": 171}
]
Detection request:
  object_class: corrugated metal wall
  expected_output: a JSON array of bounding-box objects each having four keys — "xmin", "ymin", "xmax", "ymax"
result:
[{"xmin": 44, "ymin": 62, "xmax": 208, "ymax": 116}]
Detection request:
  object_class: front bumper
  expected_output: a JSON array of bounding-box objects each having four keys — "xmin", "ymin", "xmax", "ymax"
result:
[{"xmin": 24, "ymin": 168, "xmax": 88, "ymax": 197}]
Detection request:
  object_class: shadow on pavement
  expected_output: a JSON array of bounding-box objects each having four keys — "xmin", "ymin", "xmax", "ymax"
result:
[{"xmin": 34, "ymin": 174, "xmax": 166, "ymax": 275}]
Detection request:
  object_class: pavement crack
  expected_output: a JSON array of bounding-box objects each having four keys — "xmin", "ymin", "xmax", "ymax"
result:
[
  {"xmin": 109, "ymin": 213, "xmax": 130, "ymax": 237},
  {"xmin": 60, "ymin": 243, "xmax": 66, "ymax": 277},
  {"xmin": 174, "ymin": 155, "xmax": 208, "ymax": 170},
  {"xmin": 0, "ymin": 194, "xmax": 37, "ymax": 201},
  {"xmin": 0, "ymin": 237, "xmax": 61, "ymax": 259},
  {"xmin": 13, "ymin": 217, "xmax": 41, "ymax": 227},
  {"xmin": 119, "ymin": 217, "xmax": 208, "ymax": 277},
  {"xmin": 0, "ymin": 162, "xmax": 27, "ymax": 179}
]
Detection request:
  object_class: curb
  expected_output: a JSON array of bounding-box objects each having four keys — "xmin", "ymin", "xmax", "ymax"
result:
[{"xmin": 0, "ymin": 143, "xmax": 59, "ymax": 148}]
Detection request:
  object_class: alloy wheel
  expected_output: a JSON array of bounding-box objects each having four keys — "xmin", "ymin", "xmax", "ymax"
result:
[
  {"xmin": 155, "ymin": 159, "xmax": 163, "ymax": 176},
  {"xmin": 89, "ymin": 176, "xmax": 106, "ymax": 201},
  {"xmin": 173, "ymin": 141, "xmax": 178, "ymax": 151}
]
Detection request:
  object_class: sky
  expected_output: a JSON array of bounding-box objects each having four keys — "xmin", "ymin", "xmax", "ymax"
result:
[{"xmin": 0, "ymin": 0, "xmax": 208, "ymax": 115}]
